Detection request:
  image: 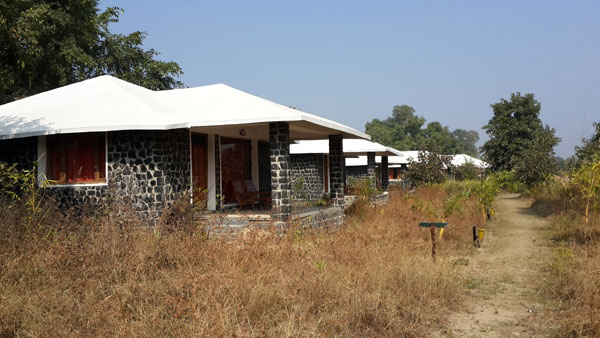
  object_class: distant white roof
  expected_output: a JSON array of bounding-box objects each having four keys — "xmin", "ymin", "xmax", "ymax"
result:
[
  {"xmin": 396, "ymin": 151, "xmax": 421, "ymax": 164},
  {"xmin": 345, "ymin": 155, "xmax": 406, "ymax": 167},
  {"xmin": 290, "ymin": 139, "xmax": 401, "ymax": 157},
  {"xmin": 0, "ymin": 75, "xmax": 369, "ymax": 140},
  {"xmin": 343, "ymin": 151, "xmax": 489, "ymax": 169},
  {"xmin": 451, "ymin": 154, "xmax": 489, "ymax": 168}
]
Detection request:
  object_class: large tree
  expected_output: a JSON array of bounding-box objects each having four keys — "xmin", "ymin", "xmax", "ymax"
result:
[
  {"xmin": 0, "ymin": 0, "xmax": 183, "ymax": 104},
  {"xmin": 512, "ymin": 125, "xmax": 560, "ymax": 186},
  {"xmin": 365, "ymin": 105, "xmax": 425, "ymax": 150},
  {"xmin": 574, "ymin": 121, "xmax": 600, "ymax": 167},
  {"xmin": 481, "ymin": 93, "xmax": 560, "ymax": 184},
  {"xmin": 365, "ymin": 105, "xmax": 480, "ymax": 156},
  {"xmin": 451, "ymin": 129, "xmax": 480, "ymax": 156}
]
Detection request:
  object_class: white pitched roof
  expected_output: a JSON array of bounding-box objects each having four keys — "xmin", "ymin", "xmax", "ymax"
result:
[
  {"xmin": 387, "ymin": 152, "xmax": 489, "ymax": 168},
  {"xmin": 290, "ymin": 139, "xmax": 401, "ymax": 157},
  {"xmin": 345, "ymin": 155, "xmax": 406, "ymax": 167},
  {"xmin": 0, "ymin": 75, "xmax": 369, "ymax": 140},
  {"xmin": 451, "ymin": 154, "xmax": 489, "ymax": 168},
  {"xmin": 342, "ymin": 151, "xmax": 489, "ymax": 169},
  {"xmin": 395, "ymin": 151, "xmax": 421, "ymax": 164}
]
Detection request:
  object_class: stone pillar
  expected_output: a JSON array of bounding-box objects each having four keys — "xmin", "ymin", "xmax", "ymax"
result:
[
  {"xmin": 381, "ymin": 155, "xmax": 389, "ymax": 191},
  {"xmin": 328, "ymin": 135, "xmax": 344, "ymax": 208},
  {"xmin": 270, "ymin": 122, "xmax": 291, "ymax": 223},
  {"xmin": 367, "ymin": 151, "xmax": 376, "ymax": 188}
]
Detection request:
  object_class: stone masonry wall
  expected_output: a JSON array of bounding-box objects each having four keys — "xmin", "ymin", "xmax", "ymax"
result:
[
  {"xmin": 1, "ymin": 130, "xmax": 191, "ymax": 221},
  {"xmin": 292, "ymin": 206, "xmax": 345, "ymax": 230},
  {"xmin": 107, "ymin": 129, "xmax": 191, "ymax": 219},
  {"xmin": 346, "ymin": 165, "xmax": 369, "ymax": 184},
  {"xmin": 290, "ymin": 154, "xmax": 325, "ymax": 203}
]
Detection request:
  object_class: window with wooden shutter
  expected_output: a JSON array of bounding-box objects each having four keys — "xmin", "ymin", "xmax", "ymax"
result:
[{"xmin": 46, "ymin": 133, "xmax": 106, "ymax": 184}]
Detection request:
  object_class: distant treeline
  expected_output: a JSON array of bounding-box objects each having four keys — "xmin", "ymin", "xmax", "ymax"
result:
[{"xmin": 365, "ymin": 105, "xmax": 480, "ymax": 157}]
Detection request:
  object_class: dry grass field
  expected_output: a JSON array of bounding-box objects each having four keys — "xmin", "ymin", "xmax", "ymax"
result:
[
  {"xmin": 0, "ymin": 186, "xmax": 481, "ymax": 337},
  {"xmin": 531, "ymin": 186, "xmax": 600, "ymax": 337}
]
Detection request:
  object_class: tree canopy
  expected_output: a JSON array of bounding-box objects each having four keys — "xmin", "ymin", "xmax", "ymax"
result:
[
  {"xmin": 481, "ymin": 92, "xmax": 559, "ymax": 185},
  {"xmin": 573, "ymin": 121, "xmax": 600, "ymax": 167},
  {"xmin": 0, "ymin": 0, "xmax": 183, "ymax": 104},
  {"xmin": 365, "ymin": 105, "xmax": 480, "ymax": 156},
  {"xmin": 404, "ymin": 146, "xmax": 453, "ymax": 186}
]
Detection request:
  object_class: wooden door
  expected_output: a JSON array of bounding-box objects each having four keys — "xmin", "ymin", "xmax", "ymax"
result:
[
  {"xmin": 192, "ymin": 144, "xmax": 208, "ymax": 203},
  {"xmin": 220, "ymin": 137, "xmax": 252, "ymax": 203}
]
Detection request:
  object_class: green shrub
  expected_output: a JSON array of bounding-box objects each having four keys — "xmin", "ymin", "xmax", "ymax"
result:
[
  {"xmin": 404, "ymin": 150, "xmax": 453, "ymax": 186},
  {"xmin": 346, "ymin": 177, "xmax": 378, "ymax": 199},
  {"xmin": 0, "ymin": 161, "xmax": 31, "ymax": 199},
  {"xmin": 453, "ymin": 162, "xmax": 479, "ymax": 180}
]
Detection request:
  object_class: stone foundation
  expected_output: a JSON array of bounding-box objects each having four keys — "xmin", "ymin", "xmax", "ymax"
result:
[
  {"xmin": 344, "ymin": 192, "xmax": 389, "ymax": 209},
  {"xmin": 292, "ymin": 206, "xmax": 345, "ymax": 230}
]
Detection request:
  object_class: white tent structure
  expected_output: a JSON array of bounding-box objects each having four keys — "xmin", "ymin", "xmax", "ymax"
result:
[
  {"xmin": 0, "ymin": 75, "xmax": 368, "ymax": 141},
  {"xmin": 358, "ymin": 151, "xmax": 489, "ymax": 169},
  {"xmin": 290, "ymin": 139, "xmax": 400, "ymax": 157},
  {"xmin": 395, "ymin": 151, "xmax": 421, "ymax": 164},
  {"xmin": 451, "ymin": 154, "xmax": 489, "ymax": 168},
  {"xmin": 345, "ymin": 155, "xmax": 407, "ymax": 167}
]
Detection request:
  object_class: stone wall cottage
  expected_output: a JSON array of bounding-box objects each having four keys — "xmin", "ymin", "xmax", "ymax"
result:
[
  {"xmin": 0, "ymin": 75, "xmax": 370, "ymax": 223},
  {"xmin": 290, "ymin": 139, "xmax": 401, "ymax": 197},
  {"xmin": 345, "ymin": 154, "xmax": 406, "ymax": 187}
]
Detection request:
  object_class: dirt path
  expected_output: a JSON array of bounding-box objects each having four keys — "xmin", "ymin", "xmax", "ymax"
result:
[{"xmin": 437, "ymin": 193, "xmax": 557, "ymax": 337}]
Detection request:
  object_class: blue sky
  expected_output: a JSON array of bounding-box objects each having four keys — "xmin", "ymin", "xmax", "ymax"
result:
[{"xmin": 100, "ymin": 0, "xmax": 599, "ymax": 157}]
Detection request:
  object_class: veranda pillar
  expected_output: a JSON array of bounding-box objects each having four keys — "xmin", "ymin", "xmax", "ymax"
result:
[
  {"xmin": 367, "ymin": 151, "xmax": 376, "ymax": 188},
  {"xmin": 381, "ymin": 155, "xmax": 389, "ymax": 190},
  {"xmin": 269, "ymin": 122, "xmax": 292, "ymax": 223},
  {"xmin": 328, "ymin": 135, "xmax": 344, "ymax": 208}
]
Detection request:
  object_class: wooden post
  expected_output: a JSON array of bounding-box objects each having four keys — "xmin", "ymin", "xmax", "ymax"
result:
[
  {"xmin": 473, "ymin": 226, "xmax": 480, "ymax": 248},
  {"xmin": 430, "ymin": 224, "xmax": 436, "ymax": 261},
  {"xmin": 481, "ymin": 206, "xmax": 486, "ymax": 224},
  {"xmin": 440, "ymin": 218, "xmax": 445, "ymax": 239}
]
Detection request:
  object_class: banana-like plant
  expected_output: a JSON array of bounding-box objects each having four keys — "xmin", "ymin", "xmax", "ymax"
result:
[{"xmin": 572, "ymin": 156, "xmax": 600, "ymax": 224}]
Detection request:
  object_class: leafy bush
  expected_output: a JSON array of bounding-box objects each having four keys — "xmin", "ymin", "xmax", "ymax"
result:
[
  {"xmin": 404, "ymin": 150, "xmax": 453, "ymax": 186},
  {"xmin": 571, "ymin": 155, "xmax": 600, "ymax": 224},
  {"xmin": 512, "ymin": 125, "xmax": 560, "ymax": 187},
  {"xmin": 0, "ymin": 161, "xmax": 30, "ymax": 199},
  {"xmin": 453, "ymin": 162, "xmax": 479, "ymax": 180}
]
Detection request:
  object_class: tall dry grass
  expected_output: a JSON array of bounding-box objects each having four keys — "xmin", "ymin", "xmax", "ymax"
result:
[
  {"xmin": 532, "ymin": 182, "xmax": 600, "ymax": 336},
  {"xmin": 0, "ymin": 186, "xmax": 479, "ymax": 337}
]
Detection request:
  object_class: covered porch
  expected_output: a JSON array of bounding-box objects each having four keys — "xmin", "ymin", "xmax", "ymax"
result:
[{"xmin": 188, "ymin": 121, "xmax": 360, "ymax": 224}]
